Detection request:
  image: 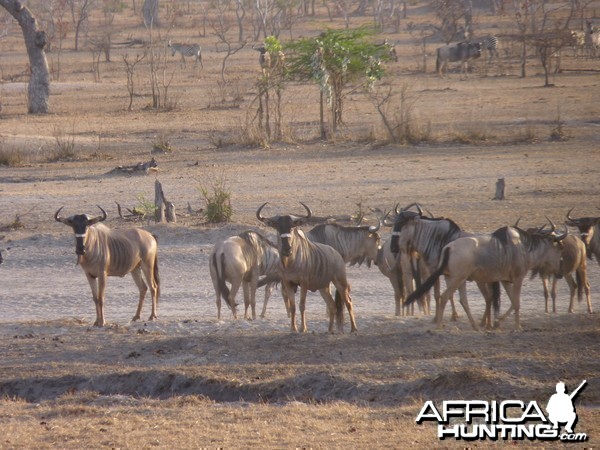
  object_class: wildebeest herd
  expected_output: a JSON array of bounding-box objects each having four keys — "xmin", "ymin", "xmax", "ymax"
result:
[{"xmin": 53, "ymin": 202, "xmax": 600, "ymax": 332}]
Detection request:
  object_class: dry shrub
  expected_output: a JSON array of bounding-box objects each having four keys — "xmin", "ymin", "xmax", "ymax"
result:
[{"xmin": 0, "ymin": 147, "xmax": 26, "ymax": 166}]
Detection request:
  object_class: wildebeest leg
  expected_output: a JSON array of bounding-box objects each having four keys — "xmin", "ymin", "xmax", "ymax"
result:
[
  {"xmin": 283, "ymin": 282, "xmax": 297, "ymax": 332},
  {"xmin": 318, "ymin": 286, "xmax": 337, "ymax": 333},
  {"xmin": 434, "ymin": 275, "xmax": 461, "ymax": 328},
  {"xmin": 457, "ymin": 282, "xmax": 479, "ymax": 331},
  {"xmin": 130, "ymin": 266, "xmax": 148, "ymax": 322},
  {"xmin": 552, "ymin": 275, "xmax": 562, "ymax": 313},
  {"xmin": 542, "ymin": 275, "xmax": 551, "ymax": 313},
  {"xmin": 576, "ymin": 265, "xmax": 592, "ymax": 313},
  {"xmin": 260, "ymin": 282, "xmax": 274, "ymax": 318},
  {"xmin": 227, "ymin": 278, "xmax": 241, "ymax": 320},
  {"xmin": 86, "ymin": 272, "xmax": 105, "ymax": 327},
  {"xmin": 299, "ymin": 286, "xmax": 309, "ymax": 333},
  {"xmin": 389, "ymin": 268, "xmax": 404, "ymax": 317},
  {"xmin": 141, "ymin": 261, "xmax": 158, "ymax": 321},
  {"xmin": 242, "ymin": 281, "xmax": 252, "ymax": 319},
  {"xmin": 499, "ymin": 280, "xmax": 523, "ymax": 331},
  {"xmin": 476, "ymin": 281, "xmax": 494, "ymax": 330},
  {"xmin": 249, "ymin": 275, "xmax": 259, "ymax": 320},
  {"xmin": 336, "ymin": 283, "xmax": 358, "ymax": 333}
]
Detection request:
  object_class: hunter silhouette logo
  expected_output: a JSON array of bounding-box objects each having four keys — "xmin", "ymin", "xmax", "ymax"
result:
[
  {"xmin": 546, "ymin": 380, "xmax": 586, "ymax": 434},
  {"xmin": 415, "ymin": 380, "xmax": 589, "ymax": 442}
]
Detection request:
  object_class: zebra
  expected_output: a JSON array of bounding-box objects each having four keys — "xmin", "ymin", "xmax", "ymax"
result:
[
  {"xmin": 167, "ymin": 40, "xmax": 203, "ymax": 68},
  {"xmin": 478, "ymin": 35, "xmax": 499, "ymax": 63}
]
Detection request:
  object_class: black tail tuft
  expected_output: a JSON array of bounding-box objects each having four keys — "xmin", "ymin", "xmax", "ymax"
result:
[
  {"xmin": 212, "ymin": 253, "xmax": 231, "ymax": 308},
  {"xmin": 491, "ymin": 281, "xmax": 500, "ymax": 318}
]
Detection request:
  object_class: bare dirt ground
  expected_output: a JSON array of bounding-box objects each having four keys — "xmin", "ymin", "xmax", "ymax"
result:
[{"xmin": 1, "ymin": 2, "xmax": 600, "ymax": 448}]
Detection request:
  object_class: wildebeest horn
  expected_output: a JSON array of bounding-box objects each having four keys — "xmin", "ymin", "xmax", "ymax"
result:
[
  {"xmin": 565, "ymin": 208, "xmax": 579, "ymax": 225},
  {"xmin": 256, "ymin": 202, "xmax": 270, "ymax": 223},
  {"xmin": 394, "ymin": 203, "xmax": 400, "ymax": 216},
  {"xmin": 299, "ymin": 202, "xmax": 312, "ymax": 219},
  {"xmin": 545, "ymin": 216, "xmax": 556, "ymax": 232},
  {"xmin": 382, "ymin": 210, "xmax": 394, "ymax": 227},
  {"xmin": 88, "ymin": 205, "xmax": 107, "ymax": 224},
  {"xmin": 513, "ymin": 217, "xmax": 521, "ymax": 228},
  {"xmin": 553, "ymin": 223, "xmax": 569, "ymax": 241},
  {"xmin": 54, "ymin": 206, "xmax": 71, "ymax": 224},
  {"xmin": 368, "ymin": 218, "xmax": 382, "ymax": 233}
]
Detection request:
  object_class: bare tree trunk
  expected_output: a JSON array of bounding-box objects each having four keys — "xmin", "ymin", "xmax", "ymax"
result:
[
  {"xmin": 0, "ymin": 0, "xmax": 50, "ymax": 113},
  {"xmin": 154, "ymin": 179, "xmax": 176, "ymax": 223},
  {"xmin": 492, "ymin": 178, "xmax": 505, "ymax": 200}
]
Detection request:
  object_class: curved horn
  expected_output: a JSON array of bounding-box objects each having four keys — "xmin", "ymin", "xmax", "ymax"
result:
[
  {"xmin": 55, "ymin": 206, "xmax": 65, "ymax": 222},
  {"xmin": 513, "ymin": 216, "xmax": 521, "ymax": 228},
  {"xmin": 368, "ymin": 217, "xmax": 382, "ymax": 233},
  {"xmin": 96, "ymin": 205, "xmax": 107, "ymax": 222},
  {"xmin": 394, "ymin": 203, "xmax": 401, "ymax": 216},
  {"xmin": 256, "ymin": 202, "xmax": 270, "ymax": 223},
  {"xmin": 54, "ymin": 206, "xmax": 71, "ymax": 224},
  {"xmin": 565, "ymin": 207, "xmax": 579, "ymax": 225},
  {"xmin": 382, "ymin": 210, "xmax": 394, "ymax": 227},
  {"xmin": 545, "ymin": 216, "xmax": 556, "ymax": 232},
  {"xmin": 553, "ymin": 223, "xmax": 569, "ymax": 241},
  {"xmin": 299, "ymin": 202, "xmax": 312, "ymax": 219}
]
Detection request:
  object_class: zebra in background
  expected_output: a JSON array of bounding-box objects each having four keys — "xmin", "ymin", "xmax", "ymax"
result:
[
  {"xmin": 167, "ymin": 40, "xmax": 203, "ymax": 68},
  {"xmin": 478, "ymin": 36, "xmax": 499, "ymax": 63}
]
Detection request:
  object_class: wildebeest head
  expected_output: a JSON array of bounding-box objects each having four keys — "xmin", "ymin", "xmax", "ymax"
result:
[
  {"xmin": 256, "ymin": 202, "xmax": 312, "ymax": 263},
  {"xmin": 55, "ymin": 206, "xmax": 107, "ymax": 255},
  {"xmin": 566, "ymin": 208, "xmax": 600, "ymax": 250},
  {"xmin": 389, "ymin": 203, "xmax": 427, "ymax": 254}
]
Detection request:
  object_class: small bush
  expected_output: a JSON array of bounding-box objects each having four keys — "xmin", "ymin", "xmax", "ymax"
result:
[
  {"xmin": 48, "ymin": 125, "xmax": 76, "ymax": 162},
  {"xmin": 199, "ymin": 175, "xmax": 233, "ymax": 223},
  {"xmin": 0, "ymin": 147, "xmax": 25, "ymax": 166},
  {"xmin": 151, "ymin": 134, "xmax": 173, "ymax": 154}
]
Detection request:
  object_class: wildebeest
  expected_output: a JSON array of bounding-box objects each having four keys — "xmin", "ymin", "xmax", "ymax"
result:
[
  {"xmin": 566, "ymin": 208, "xmax": 600, "ymax": 264},
  {"xmin": 55, "ymin": 206, "xmax": 160, "ymax": 327},
  {"xmin": 209, "ymin": 230, "xmax": 281, "ymax": 320},
  {"xmin": 256, "ymin": 202, "xmax": 357, "ymax": 333},
  {"xmin": 389, "ymin": 204, "xmax": 470, "ymax": 319},
  {"xmin": 305, "ymin": 220, "xmax": 382, "ymax": 268},
  {"xmin": 530, "ymin": 231, "xmax": 592, "ymax": 314},
  {"xmin": 405, "ymin": 225, "xmax": 567, "ymax": 331},
  {"xmin": 436, "ymin": 41, "xmax": 482, "ymax": 77}
]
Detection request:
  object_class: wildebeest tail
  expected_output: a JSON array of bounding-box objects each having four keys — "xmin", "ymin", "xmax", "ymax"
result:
[
  {"xmin": 212, "ymin": 252, "xmax": 231, "ymax": 306},
  {"xmin": 405, "ymin": 247, "xmax": 450, "ymax": 306},
  {"xmin": 491, "ymin": 281, "xmax": 500, "ymax": 318},
  {"xmin": 411, "ymin": 257, "xmax": 421, "ymax": 289},
  {"xmin": 335, "ymin": 289, "xmax": 345, "ymax": 329}
]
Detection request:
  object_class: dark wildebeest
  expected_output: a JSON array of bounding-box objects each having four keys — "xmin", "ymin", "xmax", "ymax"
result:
[
  {"xmin": 405, "ymin": 225, "xmax": 567, "ymax": 331},
  {"xmin": 566, "ymin": 208, "xmax": 600, "ymax": 265},
  {"xmin": 55, "ymin": 206, "xmax": 159, "ymax": 327},
  {"xmin": 436, "ymin": 41, "xmax": 482, "ymax": 77},
  {"xmin": 209, "ymin": 230, "xmax": 281, "ymax": 320},
  {"xmin": 256, "ymin": 202, "xmax": 357, "ymax": 333},
  {"xmin": 390, "ymin": 204, "xmax": 473, "ymax": 321}
]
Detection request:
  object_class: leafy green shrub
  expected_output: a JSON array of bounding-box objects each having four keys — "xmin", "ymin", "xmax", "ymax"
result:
[{"xmin": 199, "ymin": 175, "xmax": 233, "ymax": 223}]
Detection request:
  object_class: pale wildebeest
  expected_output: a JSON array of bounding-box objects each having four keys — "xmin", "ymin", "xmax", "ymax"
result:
[
  {"xmin": 209, "ymin": 230, "xmax": 281, "ymax": 321},
  {"xmin": 530, "ymin": 228, "xmax": 591, "ymax": 314},
  {"xmin": 257, "ymin": 218, "xmax": 382, "ymax": 314},
  {"xmin": 566, "ymin": 208, "xmax": 600, "ymax": 264},
  {"xmin": 55, "ymin": 206, "xmax": 160, "ymax": 327},
  {"xmin": 306, "ymin": 220, "xmax": 382, "ymax": 268},
  {"xmin": 436, "ymin": 41, "xmax": 482, "ymax": 77},
  {"xmin": 256, "ymin": 202, "xmax": 357, "ymax": 333},
  {"xmin": 585, "ymin": 21, "xmax": 600, "ymax": 57},
  {"xmin": 570, "ymin": 30, "xmax": 586, "ymax": 57},
  {"xmin": 405, "ymin": 225, "xmax": 567, "ymax": 331}
]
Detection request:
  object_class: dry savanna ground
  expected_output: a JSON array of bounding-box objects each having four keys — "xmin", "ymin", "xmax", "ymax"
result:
[{"xmin": 1, "ymin": 1, "xmax": 600, "ymax": 448}]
